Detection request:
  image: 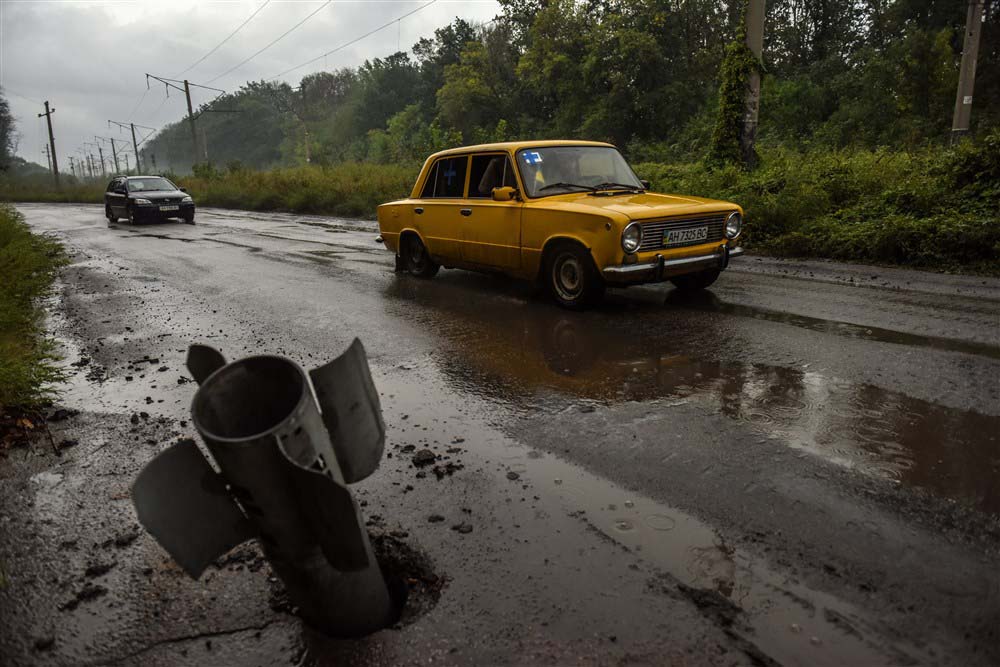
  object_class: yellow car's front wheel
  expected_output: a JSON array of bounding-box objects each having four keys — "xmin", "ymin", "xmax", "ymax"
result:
[{"xmin": 545, "ymin": 243, "xmax": 604, "ymax": 310}]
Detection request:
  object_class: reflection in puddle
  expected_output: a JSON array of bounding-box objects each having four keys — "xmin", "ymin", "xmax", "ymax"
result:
[{"xmin": 386, "ymin": 279, "xmax": 1000, "ymax": 515}]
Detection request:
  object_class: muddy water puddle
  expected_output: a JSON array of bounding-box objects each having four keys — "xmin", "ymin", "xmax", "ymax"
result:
[
  {"xmin": 385, "ymin": 278, "xmax": 1000, "ymax": 516},
  {"xmin": 377, "ymin": 371, "xmax": 935, "ymax": 665}
]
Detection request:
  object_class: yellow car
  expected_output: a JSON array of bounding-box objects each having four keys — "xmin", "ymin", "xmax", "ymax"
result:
[{"xmin": 376, "ymin": 140, "xmax": 744, "ymax": 309}]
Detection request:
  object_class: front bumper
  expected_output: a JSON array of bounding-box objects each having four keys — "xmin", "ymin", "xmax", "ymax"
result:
[
  {"xmin": 134, "ymin": 203, "xmax": 195, "ymax": 219},
  {"xmin": 603, "ymin": 245, "xmax": 743, "ymax": 285}
]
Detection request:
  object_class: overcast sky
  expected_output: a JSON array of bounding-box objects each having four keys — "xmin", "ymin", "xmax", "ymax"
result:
[{"xmin": 0, "ymin": 0, "xmax": 500, "ymax": 168}]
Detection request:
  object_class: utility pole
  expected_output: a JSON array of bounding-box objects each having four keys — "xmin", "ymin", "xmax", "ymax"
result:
[
  {"xmin": 145, "ymin": 74, "xmax": 226, "ymax": 169},
  {"xmin": 184, "ymin": 79, "xmax": 200, "ymax": 165},
  {"xmin": 98, "ymin": 136, "xmax": 122, "ymax": 173},
  {"xmin": 97, "ymin": 145, "xmax": 106, "ymax": 176},
  {"xmin": 43, "ymin": 144, "xmax": 51, "ymax": 172},
  {"xmin": 37, "ymin": 101, "xmax": 60, "ymax": 187},
  {"xmin": 951, "ymin": 0, "xmax": 986, "ymax": 142},
  {"xmin": 109, "ymin": 120, "xmax": 155, "ymax": 173},
  {"xmin": 131, "ymin": 124, "xmax": 142, "ymax": 172},
  {"xmin": 741, "ymin": 0, "xmax": 766, "ymax": 169},
  {"xmin": 68, "ymin": 156, "xmax": 75, "ymax": 178}
]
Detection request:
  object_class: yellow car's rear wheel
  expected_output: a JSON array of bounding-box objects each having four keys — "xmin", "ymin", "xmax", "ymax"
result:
[{"xmin": 402, "ymin": 234, "xmax": 439, "ymax": 279}]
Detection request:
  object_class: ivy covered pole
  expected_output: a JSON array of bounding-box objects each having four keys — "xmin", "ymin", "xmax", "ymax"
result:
[
  {"xmin": 708, "ymin": 0, "xmax": 765, "ymax": 170},
  {"xmin": 741, "ymin": 0, "xmax": 766, "ymax": 168}
]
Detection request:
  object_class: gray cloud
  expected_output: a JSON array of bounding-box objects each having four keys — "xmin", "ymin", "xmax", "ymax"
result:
[{"xmin": 1, "ymin": 0, "xmax": 499, "ymax": 167}]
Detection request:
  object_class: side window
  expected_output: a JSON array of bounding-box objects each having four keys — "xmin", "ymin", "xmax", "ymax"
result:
[
  {"xmin": 106, "ymin": 180, "xmax": 117, "ymax": 193},
  {"xmin": 419, "ymin": 162, "xmax": 438, "ymax": 198},
  {"xmin": 420, "ymin": 156, "xmax": 468, "ymax": 198},
  {"xmin": 468, "ymin": 155, "xmax": 517, "ymax": 198}
]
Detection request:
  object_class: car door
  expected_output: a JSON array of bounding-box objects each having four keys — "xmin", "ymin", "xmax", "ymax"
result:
[
  {"xmin": 460, "ymin": 153, "xmax": 522, "ymax": 270},
  {"xmin": 108, "ymin": 178, "xmax": 128, "ymax": 215},
  {"xmin": 411, "ymin": 155, "xmax": 468, "ymax": 263}
]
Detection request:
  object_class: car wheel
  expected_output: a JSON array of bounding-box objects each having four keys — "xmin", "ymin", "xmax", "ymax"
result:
[
  {"xmin": 183, "ymin": 213, "xmax": 195, "ymax": 225},
  {"xmin": 545, "ymin": 242, "xmax": 604, "ymax": 310},
  {"xmin": 106, "ymin": 206, "xmax": 118, "ymax": 224},
  {"xmin": 127, "ymin": 206, "xmax": 138, "ymax": 225},
  {"xmin": 670, "ymin": 268, "xmax": 721, "ymax": 291},
  {"xmin": 402, "ymin": 235, "xmax": 439, "ymax": 278}
]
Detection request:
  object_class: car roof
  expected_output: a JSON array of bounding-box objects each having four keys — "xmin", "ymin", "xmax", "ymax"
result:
[
  {"xmin": 126, "ymin": 175, "xmax": 168, "ymax": 179},
  {"xmin": 427, "ymin": 139, "xmax": 616, "ymax": 160}
]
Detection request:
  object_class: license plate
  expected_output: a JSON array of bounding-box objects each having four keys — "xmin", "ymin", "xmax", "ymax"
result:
[
  {"xmin": 159, "ymin": 205, "xmax": 179, "ymax": 211},
  {"xmin": 664, "ymin": 226, "xmax": 707, "ymax": 246}
]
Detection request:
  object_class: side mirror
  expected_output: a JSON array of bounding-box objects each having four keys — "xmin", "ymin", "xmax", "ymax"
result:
[
  {"xmin": 492, "ymin": 186, "xmax": 518, "ymax": 202},
  {"xmin": 179, "ymin": 187, "xmax": 187, "ymax": 193},
  {"xmin": 640, "ymin": 179, "xmax": 650, "ymax": 190}
]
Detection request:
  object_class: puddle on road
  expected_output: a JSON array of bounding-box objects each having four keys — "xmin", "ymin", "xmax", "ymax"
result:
[
  {"xmin": 385, "ymin": 278, "xmax": 1000, "ymax": 515},
  {"xmin": 663, "ymin": 290, "xmax": 1000, "ymax": 359},
  {"xmin": 525, "ymin": 452, "xmax": 930, "ymax": 666},
  {"xmin": 375, "ymin": 371, "xmax": 933, "ymax": 666}
]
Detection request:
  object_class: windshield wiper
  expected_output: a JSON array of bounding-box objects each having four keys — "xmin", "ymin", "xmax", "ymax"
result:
[
  {"xmin": 538, "ymin": 182, "xmax": 596, "ymax": 193},
  {"xmin": 591, "ymin": 182, "xmax": 644, "ymax": 192}
]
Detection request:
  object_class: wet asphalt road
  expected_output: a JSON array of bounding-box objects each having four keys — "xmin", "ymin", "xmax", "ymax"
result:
[{"xmin": 2, "ymin": 202, "xmax": 999, "ymax": 666}]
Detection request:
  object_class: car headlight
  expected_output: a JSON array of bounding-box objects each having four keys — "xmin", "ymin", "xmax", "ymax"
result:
[
  {"xmin": 621, "ymin": 222, "xmax": 643, "ymax": 254},
  {"xmin": 725, "ymin": 212, "xmax": 743, "ymax": 239},
  {"xmin": 133, "ymin": 198, "xmax": 152, "ymax": 205},
  {"xmin": 181, "ymin": 196, "xmax": 193, "ymax": 203}
]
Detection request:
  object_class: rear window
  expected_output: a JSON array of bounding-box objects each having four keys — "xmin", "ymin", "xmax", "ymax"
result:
[{"xmin": 420, "ymin": 156, "xmax": 468, "ymax": 198}]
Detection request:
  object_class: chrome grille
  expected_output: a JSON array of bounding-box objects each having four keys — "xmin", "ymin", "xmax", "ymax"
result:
[{"xmin": 637, "ymin": 213, "xmax": 728, "ymax": 252}]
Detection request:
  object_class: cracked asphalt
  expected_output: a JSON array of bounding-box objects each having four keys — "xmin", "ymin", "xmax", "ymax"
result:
[{"xmin": 1, "ymin": 202, "xmax": 999, "ymax": 666}]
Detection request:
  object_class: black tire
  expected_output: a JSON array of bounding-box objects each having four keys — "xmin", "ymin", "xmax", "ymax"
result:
[
  {"xmin": 127, "ymin": 205, "xmax": 138, "ymax": 225},
  {"xmin": 544, "ymin": 242, "xmax": 605, "ymax": 310},
  {"xmin": 183, "ymin": 213, "xmax": 195, "ymax": 225},
  {"xmin": 670, "ymin": 268, "xmax": 721, "ymax": 291},
  {"xmin": 106, "ymin": 205, "xmax": 118, "ymax": 224},
  {"xmin": 401, "ymin": 235, "xmax": 439, "ymax": 278}
]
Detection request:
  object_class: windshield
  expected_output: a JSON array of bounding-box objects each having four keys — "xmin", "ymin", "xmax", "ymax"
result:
[
  {"xmin": 128, "ymin": 177, "xmax": 177, "ymax": 192},
  {"xmin": 515, "ymin": 146, "xmax": 643, "ymax": 198}
]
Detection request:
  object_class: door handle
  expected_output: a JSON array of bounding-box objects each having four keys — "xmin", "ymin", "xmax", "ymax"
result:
[
  {"xmin": 414, "ymin": 207, "xmax": 424, "ymax": 214},
  {"xmin": 460, "ymin": 209, "xmax": 472, "ymax": 217}
]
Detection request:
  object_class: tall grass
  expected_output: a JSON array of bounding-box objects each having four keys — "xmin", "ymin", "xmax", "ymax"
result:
[
  {"xmin": 181, "ymin": 162, "xmax": 419, "ymax": 218},
  {"xmin": 636, "ymin": 134, "xmax": 1000, "ymax": 272},
  {"xmin": 0, "ymin": 204, "xmax": 67, "ymax": 411}
]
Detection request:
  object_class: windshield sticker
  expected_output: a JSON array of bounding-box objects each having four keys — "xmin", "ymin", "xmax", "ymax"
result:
[{"xmin": 522, "ymin": 151, "xmax": 543, "ymax": 165}]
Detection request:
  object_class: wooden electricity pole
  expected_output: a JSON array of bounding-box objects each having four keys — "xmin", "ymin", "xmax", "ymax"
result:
[
  {"xmin": 37, "ymin": 101, "xmax": 60, "ymax": 187},
  {"xmin": 951, "ymin": 0, "xmax": 986, "ymax": 141},
  {"xmin": 741, "ymin": 0, "xmax": 766, "ymax": 168},
  {"xmin": 185, "ymin": 80, "xmax": 200, "ymax": 165}
]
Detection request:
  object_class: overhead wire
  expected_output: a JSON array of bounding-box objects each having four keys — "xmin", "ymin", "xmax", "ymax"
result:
[
  {"xmin": 175, "ymin": 0, "xmax": 271, "ymax": 77},
  {"xmin": 206, "ymin": 0, "xmax": 333, "ymax": 85},
  {"xmin": 268, "ymin": 0, "xmax": 438, "ymax": 81}
]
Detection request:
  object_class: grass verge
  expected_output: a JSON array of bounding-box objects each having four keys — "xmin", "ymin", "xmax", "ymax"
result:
[{"xmin": 0, "ymin": 203, "xmax": 67, "ymax": 415}]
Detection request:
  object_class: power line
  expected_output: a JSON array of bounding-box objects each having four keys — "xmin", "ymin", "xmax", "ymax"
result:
[
  {"xmin": 3, "ymin": 86, "xmax": 43, "ymax": 105},
  {"xmin": 206, "ymin": 0, "xmax": 333, "ymax": 85},
  {"xmin": 175, "ymin": 0, "xmax": 272, "ymax": 77},
  {"xmin": 268, "ymin": 0, "xmax": 438, "ymax": 81}
]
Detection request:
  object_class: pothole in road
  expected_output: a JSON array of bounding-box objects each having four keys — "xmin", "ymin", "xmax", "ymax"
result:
[
  {"xmin": 370, "ymin": 528, "xmax": 445, "ymax": 629},
  {"xmin": 265, "ymin": 527, "xmax": 444, "ymax": 633}
]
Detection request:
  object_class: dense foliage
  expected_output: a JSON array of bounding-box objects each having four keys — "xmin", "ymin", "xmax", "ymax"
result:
[
  {"xmin": 0, "ymin": 204, "xmax": 66, "ymax": 410},
  {"xmin": 137, "ymin": 0, "xmax": 999, "ymax": 171}
]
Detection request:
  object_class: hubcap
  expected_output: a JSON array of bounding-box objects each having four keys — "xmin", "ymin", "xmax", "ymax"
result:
[{"xmin": 553, "ymin": 253, "xmax": 583, "ymax": 300}]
